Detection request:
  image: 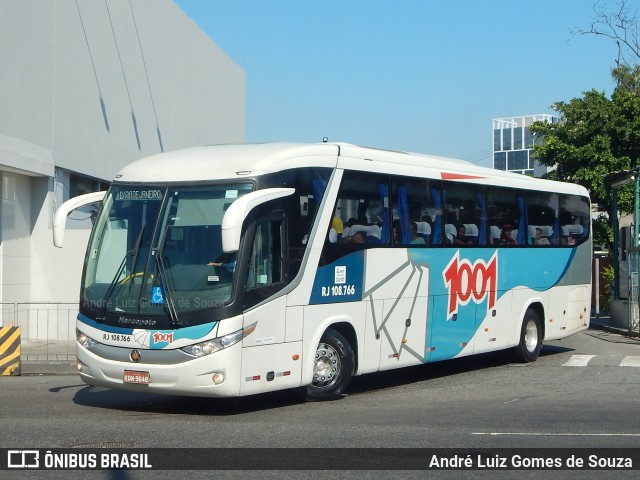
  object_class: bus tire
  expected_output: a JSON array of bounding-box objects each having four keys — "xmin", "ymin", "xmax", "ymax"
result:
[
  {"xmin": 510, "ymin": 308, "xmax": 543, "ymax": 363},
  {"xmin": 297, "ymin": 329, "xmax": 354, "ymax": 401}
]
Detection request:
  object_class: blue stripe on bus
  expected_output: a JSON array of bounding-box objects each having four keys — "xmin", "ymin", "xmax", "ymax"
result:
[
  {"xmin": 78, "ymin": 314, "xmax": 136, "ymax": 334},
  {"xmin": 78, "ymin": 314, "xmax": 217, "ymax": 349}
]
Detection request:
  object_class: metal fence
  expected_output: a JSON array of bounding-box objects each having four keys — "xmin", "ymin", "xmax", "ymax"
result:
[
  {"xmin": 628, "ymin": 251, "xmax": 640, "ymax": 336},
  {"xmin": 0, "ymin": 302, "xmax": 77, "ymax": 369}
]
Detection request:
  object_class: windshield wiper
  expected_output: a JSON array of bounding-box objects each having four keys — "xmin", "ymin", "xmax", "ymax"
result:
[
  {"xmin": 95, "ymin": 254, "xmax": 128, "ymax": 319},
  {"xmin": 153, "ymin": 249, "xmax": 180, "ymax": 328},
  {"xmin": 97, "ymin": 226, "xmax": 146, "ymax": 318}
]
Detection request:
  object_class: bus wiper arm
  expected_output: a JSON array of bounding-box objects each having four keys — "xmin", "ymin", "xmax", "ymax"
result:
[
  {"xmin": 154, "ymin": 250, "xmax": 180, "ymax": 328},
  {"xmin": 128, "ymin": 225, "xmax": 146, "ymax": 282},
  {"xmin": 98, "ymin": 226, "xmax": 146, "ymax": 316},
  {"xmin": 97, "ymin": 253, "xmax": 129, "ymax": 317}
]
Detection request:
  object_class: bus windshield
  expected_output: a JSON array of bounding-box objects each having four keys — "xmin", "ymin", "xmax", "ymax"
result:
[{"xmin": 82, "ymin": 183, "xmax": 253, "ymax": 322}]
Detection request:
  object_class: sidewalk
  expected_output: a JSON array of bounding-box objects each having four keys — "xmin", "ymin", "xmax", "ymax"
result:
[
  {"xmin": 589, "ymin": 313, "xmax": 640, "ymax": 338},
  {"xmin": 13, "ymin": 315, "xmax": 639, "ymax": 376},
  {"xmin": 19, "ymin": 339, "xmax": 76, "ymax": 375}
]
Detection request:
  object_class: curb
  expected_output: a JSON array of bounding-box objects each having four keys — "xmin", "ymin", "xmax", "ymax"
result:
[
  {"xmin": 20, "ymin": 361, "xmax": 77, "ymax": 375},
  {"xmin": 589, "ymin": 319, "xmax": 640, "ymax": 339}
]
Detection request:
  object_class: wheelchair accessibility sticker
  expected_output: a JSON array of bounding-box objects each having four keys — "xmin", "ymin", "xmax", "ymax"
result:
[{"xmin": 151, "ymin": 286, "xmax": 164, "ymax": 305}]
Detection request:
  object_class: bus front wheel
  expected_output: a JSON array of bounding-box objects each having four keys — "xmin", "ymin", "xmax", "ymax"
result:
[
  {"xmin": 298, "ymin": 329, "xmax": 354, "ymax": 401},
  {"xmin": 510, "ymin": 309, "xmax": 543, "ymax": 363}
]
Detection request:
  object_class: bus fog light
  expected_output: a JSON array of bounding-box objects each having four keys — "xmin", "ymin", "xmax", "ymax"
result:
[{"xmin": 212, "ymin": 372, "xmax": 225, "ymax": 385}]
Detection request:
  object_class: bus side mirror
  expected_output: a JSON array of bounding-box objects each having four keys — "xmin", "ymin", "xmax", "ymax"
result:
[
  {"xmin": 221, "ymin": 188, "xmax": 295, "ymax": 253},
  {"xmin": 53, "ymin": 191, "xmax": 106, "ymax": 247}
]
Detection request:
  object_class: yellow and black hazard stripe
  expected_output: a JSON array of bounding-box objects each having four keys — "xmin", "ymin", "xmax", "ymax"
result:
[{"xmin": 0, "ymin": 326, "xmax": 21, "ymax": 376}]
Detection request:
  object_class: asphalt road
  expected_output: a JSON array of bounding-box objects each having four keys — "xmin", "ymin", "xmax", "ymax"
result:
[{"xmin": 2, "ymin": 328, "xmax": 640, "ymax": 479}]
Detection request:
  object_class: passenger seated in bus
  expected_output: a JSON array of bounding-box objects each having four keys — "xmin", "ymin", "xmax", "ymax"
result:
[
  {"xmin": 534, "ymin": 228, "xmax": 550, "ymax": 246},
  {"xmin": 392, "ymin": 220, "xmax": 402, "ymax": 244},
  {"xmin": 331, "ymin": 216, "xmax": 343, "ymax": 242},
  {"xmin": 409, "ymin": 221, "xmax": 425, "ymax": 245},
  {"xmin": 341, "ymin": 218, "xmax": 358, "ymax": 239},
  {"xmin": 349, "ymin": 223, "xmax": 381, "ymax": 244},
  {"xmin": 500, "ymin": 224, "xmax": 516, "ymax": 246},
  {"xmin": 415, "ymin": 221, "xmax": 431, "ymax": 244},
  {"xmin": 444, "ymin": 224, "xmax": 457, "ymax": 244},
  {"xmin": 562, "ymin": 224, "xmax": 583, "ymax": 244},
  {"xmin": 349, "ymin": 231, "xmax": 366, "ymax": 244},
  {"xmin": 489, "ymin": 225, "xmax": 501, "ymax": 245},
  {"xmin": 463, "ymin": 223, "xmax": 479, "ymax": 244},
  {"xmin": 565, "ymin": 233, "xmax": 576, "ymax": 246},
  {"xmin": 453, "ymin": 224, "xmax": 474, "ymax": 246}
]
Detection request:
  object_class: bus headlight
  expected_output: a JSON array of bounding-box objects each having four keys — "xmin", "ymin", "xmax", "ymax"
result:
[
  {"xmin": 181, "ymin": 329, "xmax": 243, "ymax": 358},
  {"xmin": 76, "ymin": 329, "xmax": 98, "ymax": 348}
]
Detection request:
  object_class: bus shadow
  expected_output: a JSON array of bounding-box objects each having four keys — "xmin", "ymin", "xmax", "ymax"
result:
[
  {"xmin": 72, "ymin": 344, "xmax": 575, "ymax": 415},
  {"xmin": 347, "ymin": 344, "xmax": 574, "ymax": 396},
  {"xmin": 539, "ymin": 343, "xmax": 575, "ymax": 357},
  {"xmin": 72, "ymin": 384, "xmax": 303, "ymax": 415}
]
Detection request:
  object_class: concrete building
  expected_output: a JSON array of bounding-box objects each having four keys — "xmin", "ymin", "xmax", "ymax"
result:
[
  {"xmin": 0, "ymin": 0, "xmax": 244, "ymax": 339},
  {"xmin": 492, "ymin": 114, "xmax": 559, "ymax": 177}
]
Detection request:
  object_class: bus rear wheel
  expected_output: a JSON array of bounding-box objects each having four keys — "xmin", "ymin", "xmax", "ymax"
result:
[
  {"xmin": 510, "ymin": 308, "xmax": 543, "ymax": 363},
  {"xmin": 298, "ymin": 329, "xmax": 354, "ymax": 401}
]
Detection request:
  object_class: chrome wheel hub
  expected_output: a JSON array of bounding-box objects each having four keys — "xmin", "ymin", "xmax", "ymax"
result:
[
  {"xmin": 524, "ymin": 319, "xmax": 539, "ymax": 352},
  {"xmin": 312, "ymin": 342, "xmax": 341, "ymax": 387}
]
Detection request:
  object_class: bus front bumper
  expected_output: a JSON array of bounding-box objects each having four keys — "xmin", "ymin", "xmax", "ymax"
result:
[{"xmin": 76, "ymin": 342, "xmax": 242, "ymax": 398}]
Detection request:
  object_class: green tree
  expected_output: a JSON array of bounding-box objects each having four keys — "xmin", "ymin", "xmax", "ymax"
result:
[
  {"xmin": 531, "ymin": 68, "xmax": 640, "ymax": 245},
  {"xmin": 531, "ymin": 1, "xmax": 640, "ymax": 246}
]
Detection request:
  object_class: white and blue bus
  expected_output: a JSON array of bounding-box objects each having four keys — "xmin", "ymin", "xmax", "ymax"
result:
[{"xmin": 54, "ymin": 143, "xmax": 592, "ymax": 400}]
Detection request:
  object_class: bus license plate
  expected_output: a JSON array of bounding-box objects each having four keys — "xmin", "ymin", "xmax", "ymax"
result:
[{"xmin": 123, "ymin": 370, "xmax": 150, "ymax": 385}]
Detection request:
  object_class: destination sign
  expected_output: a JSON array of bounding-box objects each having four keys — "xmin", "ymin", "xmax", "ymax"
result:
[{"xmin": 115, "ymin": 190, "xmax": 163, "ymax": 201}]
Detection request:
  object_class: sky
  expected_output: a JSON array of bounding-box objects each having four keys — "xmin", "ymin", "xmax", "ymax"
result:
[{"xmin": 175, "ymin": 0, "xmax": 624, "ymax": 167}]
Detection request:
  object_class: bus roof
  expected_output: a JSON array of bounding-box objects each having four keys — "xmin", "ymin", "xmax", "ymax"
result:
[
  {"xmin": 113, "ymin": 142, "xmax": 588, "ymax": 197},
  {"xmin": 114, "ymin": 143, "xmax": 339, "ymax": 183}
]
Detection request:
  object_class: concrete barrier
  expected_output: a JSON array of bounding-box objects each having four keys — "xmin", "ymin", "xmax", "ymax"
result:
[{"xmin": 0, "ymin": 326, "xmax": 21, "ymax": 375}]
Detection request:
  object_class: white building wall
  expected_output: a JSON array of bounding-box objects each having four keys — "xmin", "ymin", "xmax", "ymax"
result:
[
  {"xmin": 49, "ymin": 0, "xmax": 245, "ymax": 178},
  {"xmin": 1, "ymin": 0, "xmax": 245, "ymax": 179},
  {"xmin": 0, "ymin": 1, "xmax": 245, "ymax": 336},
  {"xmin": 0, "ymin": 173, "xmax": 32, "ymax": 303}
]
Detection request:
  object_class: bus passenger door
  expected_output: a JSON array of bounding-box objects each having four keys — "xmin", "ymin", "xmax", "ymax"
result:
[{"xmin": 239, "ymin": 210, "xmax": 303, "ymax": 395}]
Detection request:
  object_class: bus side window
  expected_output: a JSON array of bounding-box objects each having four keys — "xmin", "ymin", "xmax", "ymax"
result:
[
  {"xmin": 320, "ymin": 171, "xmax": 389, "ymax": 264},
  {"xmin": 391, "ymin": 178, "xmax": 435, "ymax": 247},
  {"xmin": 559, "ymin": 194, "xmax": 590, "ymax": 247}
]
